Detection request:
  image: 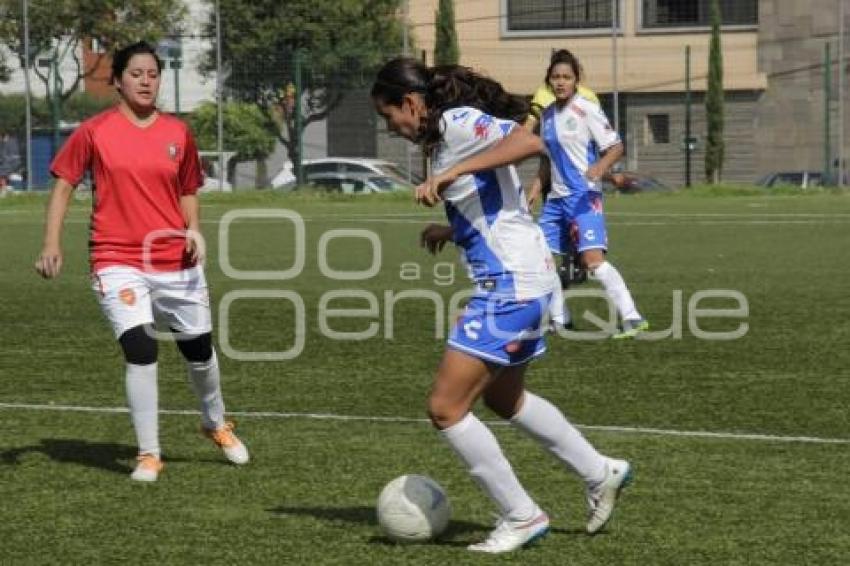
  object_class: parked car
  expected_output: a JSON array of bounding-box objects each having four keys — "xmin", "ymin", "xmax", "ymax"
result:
[
  {"xmin": 600, "ymin": 171, "xmax": 671, "ymax": 194},
  {"xmin": 7, "ymin": 171, "xmax": 25, "ymax": 190},
  {"xmin": 271, "ymin": 157, "xmax": 422, "ymax": 189},
  {"xmin": 200, "ymin": 176, "xmax": 233, "ymax": 193},
  {"xmin": 756, "ymin": 171, "xmax": 823, "ymax": 189},
  {"xmin": 270, "ymin": 162, "xmax": 296, "ymax": 189},
  {"xmin": 199, "ymin": 155, "xmax": 233, "ymax": 192},
  {"xmin": 306, "ymin": 172, "xmax": 413, "ymax": 194}
]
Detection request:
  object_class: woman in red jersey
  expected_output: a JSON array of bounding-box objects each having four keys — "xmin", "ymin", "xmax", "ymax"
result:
[{"xmin": 34, "ymin": 41, "xmax": 248, "ymax": 482}]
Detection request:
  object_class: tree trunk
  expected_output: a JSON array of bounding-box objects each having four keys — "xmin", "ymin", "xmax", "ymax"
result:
[
  {"xmin": 227, "ymin": 158, "xmax": 239, "ymax": 188},
  {"xmin": 255, "ymin": 158, "xmax": 268, "ymax": 189}
]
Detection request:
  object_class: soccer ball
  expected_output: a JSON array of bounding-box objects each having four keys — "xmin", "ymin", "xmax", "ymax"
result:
[{"xmin": 376, "ymin": 474, "xmax": 451, "ymax": 542}]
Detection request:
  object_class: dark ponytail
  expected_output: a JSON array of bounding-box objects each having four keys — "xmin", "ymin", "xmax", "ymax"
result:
[
  {"xmin": 370, "ymin": 57, "xmax": 430, "ymax": 106},
  {"xmin": 371, "ymin": 57, "xmax": 528, "ymax": 150},
  {"xmin": 422, "ymin": 65, "xmax": 528, "ymax": 148}
]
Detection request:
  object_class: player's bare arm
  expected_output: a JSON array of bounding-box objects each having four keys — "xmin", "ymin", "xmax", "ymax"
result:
[
  {"xmin": 415, "ymin": 127, "xmax": 545, "ymax": 207},
  {"xmin": 35, "ymin": 177, "xmax": 75, "ymax": 279},
  {"xmin": 586, "ymin": 142, "xmax": 624, "ymax": 182},
  {"xmin": 180, "ymin": 194, "xmax": 205, "ymax": 265},
  {"xmin": 527, "ymin": 156, "xmax": 551, "ymax": 207}
]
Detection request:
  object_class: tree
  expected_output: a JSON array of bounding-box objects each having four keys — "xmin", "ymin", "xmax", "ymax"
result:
[
  {"xmin": 705, "ymin": 0, "xmax": 724, "ymax": 184},
  {"xmin": 189, "ymin": 101, "xmax": 276, "ymax": 188},
  {"xmin": 200, "ymin": 0, "xmax": 404, "ymax": 182},
  {"xmin": 434, "ymin": 0, "xmax": 459, "ymax": 65},
  {"xmin": 0, "ymin": 4, "xmax": 14, "ymax": 82},
  {"xmin": 0, "ymin": 93, "xmax": 48, "ymax": 132},
  {"xmin": 0, "ymin": 92, "xmax": 113, "ymax": 132},
  {"xmin": 0, "ymin": 1, "xmax": 185, "ymax": 115}
]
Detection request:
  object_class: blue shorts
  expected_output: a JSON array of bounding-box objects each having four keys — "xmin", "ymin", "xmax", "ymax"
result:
[
  {"xmin": 539, "ymin": 192, "xmax": 608, "ymax": 254},
  {"xmin": 447, "ymin": 293, "xmax": 550, "ymax": 366}
]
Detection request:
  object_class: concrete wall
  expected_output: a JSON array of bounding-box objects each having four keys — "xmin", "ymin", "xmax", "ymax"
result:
[
  {"xmin": 755, "ymin": 0, "xmax": 850, "ymax": 179},
  {"xmin": 626, "ymin": 91, "xmax": 760, "ymax": 185},
  {"xmin": 408, "ymin": 0, "xmax": 766, "ymax": 95}
]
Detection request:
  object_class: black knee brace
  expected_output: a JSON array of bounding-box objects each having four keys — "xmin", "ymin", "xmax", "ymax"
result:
[
  {"xmin": 118, "ymin": 324, "xmax": 158, "ymax": 365},
  {"xmin": 175, "ymin": 331, "xmax": 213, "ymax": 363}
]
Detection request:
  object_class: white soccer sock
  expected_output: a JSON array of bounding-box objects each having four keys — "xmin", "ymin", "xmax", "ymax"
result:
[
  {"xmin": 441, "ymin": 413, "xmax": 537, "ymax": 521},
  {"xmin": 125, "ymin": 363, "xmax": 160, "ymax": 457},
  {"xmin": 186, "ymin": 350, "xmax": 226, "ymax": 430},
  {"xmin": 549, "ymin": 270, "xmax": 571, "ymax": 326},
  {"xmin": 592, "ymin": 261, "xmax": 642, "ymax": 322},
  {"xmin": 511, "ymin": 391, "xmax": 606, "ymax": 484}
]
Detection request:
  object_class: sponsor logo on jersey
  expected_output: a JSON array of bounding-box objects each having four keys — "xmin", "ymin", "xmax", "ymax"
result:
[
  {"xmin": 451, "ymin": 110, "xmax": 471, "ymax": 124},
  {"xmin": 119, "ymin": 288, "xmax": 136, "ymax": 306},
  {"xmin": 565, "ymin": 116, "xmax": 578, "ymax": 131},
  {"xmin": 584, "ymin": 229, "xmax": 596, "ymax": 241},
  {"xmin": 473, "ymin": 114, "xmax": 493, "ymax": 139}
]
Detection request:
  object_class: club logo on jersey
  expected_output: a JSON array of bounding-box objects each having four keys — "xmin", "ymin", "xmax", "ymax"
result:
[
  {"xmin": 584, "ymin": 229, "xmax": 596, "ymax": 241},
  {"xmin": 118, "ymin": 288, "xmax": 136, "ymax": 306},
  {"xmin": 473, "ymin": 114, "xmax": 493, "ymax": 139},
  {"xmin": 167, "ymin": 142, "xmax": 181, "ymax": 161}
]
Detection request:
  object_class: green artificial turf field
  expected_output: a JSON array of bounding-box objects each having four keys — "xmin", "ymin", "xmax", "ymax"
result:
[{"xmin": 2, "ymin": 189, "xmax": 848, "ymax": 564}]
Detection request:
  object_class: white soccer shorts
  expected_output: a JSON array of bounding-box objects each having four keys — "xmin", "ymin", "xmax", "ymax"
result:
[{"xmin": 92, "ymin": 265, "xmax": 213, "ymax": 339}]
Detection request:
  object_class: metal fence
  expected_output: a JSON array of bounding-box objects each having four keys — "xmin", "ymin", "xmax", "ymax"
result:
[{"xmin": 0, "ymin": 0, "xmax": 847, "ymax": 191}]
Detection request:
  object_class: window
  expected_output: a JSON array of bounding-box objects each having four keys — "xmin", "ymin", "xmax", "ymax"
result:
[
  {"xmin": 642, "ymin": 0, "xmax": 757, "ymax": 28},
  {"xmin": 344, "ymin": 164, "xmax": 373, "ymax": 174},
  {"xmin": 303, "ymin": 163, "xmax": 339, "ymax": 176},
  {"xmin": 645, "ymin": 114, "xmax": 670, "ymax": 144},
  {"xmin": 506, "ymin": 0, "xmax": 618, "ymax": 32}
]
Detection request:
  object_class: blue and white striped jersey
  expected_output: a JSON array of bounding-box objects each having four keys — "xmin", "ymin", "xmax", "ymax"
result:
[
  {"xmin": 541, "ymin": 94, "xmax": 620, "ymax": 198},
  {"xmin": 432, "ymin": 106, "xmax": 555, "ymax": 301}
]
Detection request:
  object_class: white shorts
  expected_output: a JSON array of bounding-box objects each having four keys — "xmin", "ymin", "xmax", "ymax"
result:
[{"xmin": 92, "ymin": 266, "xmax": 213, "ymax": 339}]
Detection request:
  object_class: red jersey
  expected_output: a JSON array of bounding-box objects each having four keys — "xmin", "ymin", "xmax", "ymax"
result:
[{"xmin": 51, "ymin": 107, "xmax": 203, "ymax": 272}]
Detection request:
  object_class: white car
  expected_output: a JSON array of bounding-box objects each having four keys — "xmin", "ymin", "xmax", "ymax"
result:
[
  {"xmin": 271, "ymin": 162, "xmax": 296, "ymax": 189},
  {"xmin": 271, "ymin": 157, "xmax": 421, "ymax": 189},
  {"xmin": 200, "ymin": 176, "xmax": 233, "ymax": 192},
  {"xmin": 307, "ymin": 172, "xmax": 413, "ymax": 194}
]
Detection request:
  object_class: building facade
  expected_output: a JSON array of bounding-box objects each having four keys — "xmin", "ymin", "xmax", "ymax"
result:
[{"xmin": 379, "ymin": 0, "xmax": 848, "ymax": 186}]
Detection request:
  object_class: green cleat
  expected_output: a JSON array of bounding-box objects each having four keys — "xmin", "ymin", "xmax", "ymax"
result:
[{"xmin": 612, "ymin": 319, "xmax": 649, "ymax": 340}]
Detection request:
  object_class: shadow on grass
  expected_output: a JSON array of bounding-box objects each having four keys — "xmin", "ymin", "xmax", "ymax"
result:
[
  {"xmin": 2, "ymin": 439, "xmax": 137, "ymax": 475},
  {"xmin": 268, "ymin": 505, "xmax": 581, "ymax": 547}
]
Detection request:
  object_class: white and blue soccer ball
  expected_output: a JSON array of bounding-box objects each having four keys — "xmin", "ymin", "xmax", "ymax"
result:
[{"xmin": 377, "ymin": 474, "xmax": 451, "ymax": 542}]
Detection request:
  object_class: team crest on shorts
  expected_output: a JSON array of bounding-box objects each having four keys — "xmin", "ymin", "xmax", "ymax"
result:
[
  {"xmin": 167, "ymin": 142, "xmax": 180, "ymax": 161},
  {"xmin": 119, "ymin": 288, "xmax": 136, "ymax": 306}
]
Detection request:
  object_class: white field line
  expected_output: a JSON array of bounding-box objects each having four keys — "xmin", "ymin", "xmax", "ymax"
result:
[
  {"xmin": 1, "ymin": 401, "xmax": 847, "ymax": 445},
  {"xmin": 4, "ymin": 217, "xmax": 849, "ymax": 227},
  {"xmin": 4, "ymin": 208, "xmax": 850, "ymax": 219}
]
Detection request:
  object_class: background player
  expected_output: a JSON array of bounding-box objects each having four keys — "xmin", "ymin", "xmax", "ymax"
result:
[
  {"xmin": 34, "ymin": 41, "xmax": 249, "ymax": 481},
  {"xmin": 535, "ymin": 49, "xmax": 648, "ymax": 339}
]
